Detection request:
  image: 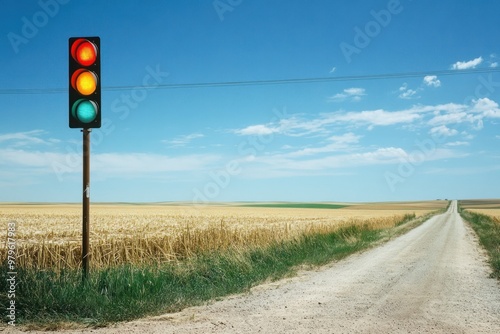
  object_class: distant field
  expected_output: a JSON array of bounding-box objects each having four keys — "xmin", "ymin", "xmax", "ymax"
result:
[
  {"xmin": 242, "ymin": 203, "xmax": 348, "ymax": 209},
  {"xmin": 459, "ymin": 199, "xmax": 500, "ymax": 218},
  {"xmin": 459, "ymin": 199, "xmax": 500, "ymax": 208},
  {"xmin": 341, "ymin": 200, "xmax": 448, "ymax": 211},
  {"xmin": 0, "ymin": 201, "xmax": 448, "ymax": 270}
]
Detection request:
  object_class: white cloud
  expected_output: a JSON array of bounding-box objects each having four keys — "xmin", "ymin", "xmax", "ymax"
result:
[
  {"xmin": 429, "ymin": 125, "xmax": 458, "ymax": 137},
  {"xmin": 490, "ymin": 62, "xmax": 498, "ymax": 68},
  {"xmin": 451, "ymin": 56, "xmax": 483, "ymax": 70},
  {"xmin": 355, "ymin": 147, "xmax": 408, "ymax": 163},
  {"xmin": 232, "ymin": 98, "xmax": 500, "ymax": 141},
  {"xmin": 471, "ymin": 97, "xmax": 500, "ymax": 117},
  {"xmin": 234, "ymin": 124, "xmax": 280, "ymax": 136},
  {"xmin": 329, "ymin": 67, "xmax": 337, "ymax": 73},
  {"xmin": 398, "ymin": 83, "xmax": 419, "ymax": 99},
  {"xmin": 445, "ymin": 141, "xmax": 469, "ymax": 147},
  {"xmin": 428, "ymin": 112, "xmax": 468, "ymax": 126},
  {"xmin": 162, "ymin": 133, "xmax": 204, "ymax": 147},
  {"xmin": 238, "ymin": 145, "xmax": 466, "ymax": 179},
  {"xmin": 328, "ymin": 87, "xmax": 366, "ymax": 102},
  {"xmin": 344, "ymin": 88, "xmax": 364, "ymax": 95},
  {"xmin": 252, "ymin": 147, "xmax": 408, "ymax": 172},
  {"xmin": 423, "ymin": 75, "xmax": 441, "ymax": 87},
  {"xmin": 234, "ymin": 115, "xmax": 335, "ymax": 138},
  {"xmin": 426, "ymin": 98, "xmax": 500, "ymax": 131},
  {"xmin": 399, "ymin": 89, "xmax": 418, "ymax": 99},
  {"xmin": 335, "ymin": 109, "xmax": 422, "ymax": 126},
  {"xmin": 285, "ymin": 133, "xmax": 361, "ymax": 157},
  {"xmin": 328, "ymin": 132, "xmax": 361, "ymax": 144}
]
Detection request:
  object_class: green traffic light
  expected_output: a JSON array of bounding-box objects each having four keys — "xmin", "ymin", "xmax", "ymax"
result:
[{"xmin": 72, "ymin": 100, "xmax": 97, "ymax": 123}]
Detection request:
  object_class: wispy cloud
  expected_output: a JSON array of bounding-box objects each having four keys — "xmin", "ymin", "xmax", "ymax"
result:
[
  {"xmin": 428, "ymin": 98, "xmax": 500, "ymax": 128},
  {"xmin": 336, "ymin": 109, "xmax": 422, "ymax": 126},
  {"xmin": 233, "ymin": 124, "xmax": 280, "ymax": 136},
  {"xmin": 232, "ymin": 98, "xmax": 500, "ymax": 150},
  {"xmin": 445, "ymin": 141, "xmax": 469, "ymax": 147},
  {"xmin": 0, "ymin": 148, "xmax": 64, "ymax": 170},
  {"xmin": 162, "ymin": 133, "xmax": 204, "ymax": 147},
  {"xmin": 0, "ymin": 148, "xmax": 220, "ymax": 180},
  {"xmin": 285, "ymin": 133, "xmax": 361, "ymax": 157},
  {"xmin": 328, "ymin": 87, "xmax": 366, "ymax": 102},
  {"xmin": 398, "ymin": 83, "xmax": 419, "ymax": 99},
  {"xmin": 237, "ymin": 146, "xmax": 466, "ymax": 179},
  {"xmin": 451, "ymin": 56, "xmax": 483, "ymax": 70},
  {"xmin": 429, "ymin": 125, "xmax": 458, "ymax": 137},
  {"xmin": 0, "ymin": 130, "xmax": 59, "ymax": 147},
  {"xmin": 93, "ymin": 152, "xmax": 218, "ymax": 175}
]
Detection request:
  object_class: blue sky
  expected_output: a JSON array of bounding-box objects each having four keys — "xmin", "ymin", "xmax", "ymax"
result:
[{"xmin": 1, "ymin": 0, "xmax": 500, "ymax": 203}]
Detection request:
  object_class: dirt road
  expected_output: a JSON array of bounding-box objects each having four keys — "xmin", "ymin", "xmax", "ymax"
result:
[{"xmin": 14, "ymin": 200, "xmax": 500, "ymax": 333}]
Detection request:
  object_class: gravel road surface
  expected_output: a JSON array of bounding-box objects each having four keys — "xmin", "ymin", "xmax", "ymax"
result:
[{"xmin": 11, "ymin": 200, "xmax": 500, "ymax": 333}]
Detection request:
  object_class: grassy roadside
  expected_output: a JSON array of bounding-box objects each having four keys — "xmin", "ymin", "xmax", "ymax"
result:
[
  {"xmin": 1, "ymin": 210, "xmax": 443, "ymax": 329},
  {"xmin": 458, "ymin": 205, "xmax": 500, "ymax": 280}
]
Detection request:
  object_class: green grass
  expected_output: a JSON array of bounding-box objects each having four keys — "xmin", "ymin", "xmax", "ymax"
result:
[
  {"xmin": 0, "ymin": 211, "xmax": 439, "ymax": 329},
  {"xmin": 459, "ymin": 206, "xmax": 500, "ymax": 280},
  {"xmin": 242, "ymin": 203, "xmax": 348, "ymax": 209}
]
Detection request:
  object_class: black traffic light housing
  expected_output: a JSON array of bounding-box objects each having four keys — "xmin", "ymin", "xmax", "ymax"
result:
[{"xmin": 69, "ymin": 36, "xmax": 101, "ymax": 128}]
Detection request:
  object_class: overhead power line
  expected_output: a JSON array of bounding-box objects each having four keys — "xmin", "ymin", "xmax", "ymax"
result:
[{"xmin": 2, "ymin": 67, "xmax": 500, "ymax": 95}]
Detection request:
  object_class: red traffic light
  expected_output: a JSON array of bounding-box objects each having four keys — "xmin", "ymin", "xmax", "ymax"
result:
[{"xmin": 71, "ymin": 38, "xmax": 97, "ymax": 66}]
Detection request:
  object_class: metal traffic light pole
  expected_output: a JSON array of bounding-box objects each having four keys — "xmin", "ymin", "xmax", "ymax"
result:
[{"xmin": 82, "ymin": 128, "xmax": 91, "ymax": 280}]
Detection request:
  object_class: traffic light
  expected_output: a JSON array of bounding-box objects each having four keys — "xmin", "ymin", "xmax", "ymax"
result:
[{"xmin": 69, "ymin": 37, "xmax": 101, "ymax": 128}]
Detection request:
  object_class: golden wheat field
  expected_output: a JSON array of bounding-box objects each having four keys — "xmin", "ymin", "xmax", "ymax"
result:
[{"xmin": 0, "ymin": 201, "xmax": 447, "ymax": 270}]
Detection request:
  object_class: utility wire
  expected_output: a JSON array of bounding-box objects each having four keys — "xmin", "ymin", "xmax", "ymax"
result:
[{"xmin": 2, "ymin": 67, "xmax": 500, "ymax": 95}]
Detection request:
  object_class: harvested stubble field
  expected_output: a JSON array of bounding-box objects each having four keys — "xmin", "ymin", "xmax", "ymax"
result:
[
  {"xmin": 459, "ymin": 199, "xmax": 500, "ymax": 221},
  {"xmin": 0, "ymin": 201, "xmax": 447, "ymax": 270}
]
